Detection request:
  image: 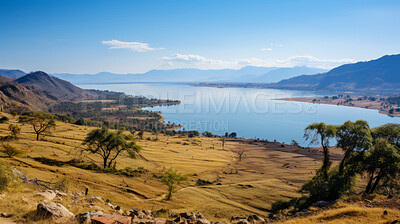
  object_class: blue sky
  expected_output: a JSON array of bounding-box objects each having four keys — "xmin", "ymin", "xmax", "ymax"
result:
[{"xmin": 1, "ymin": 0, "xmax": 400, "ymax": 74}]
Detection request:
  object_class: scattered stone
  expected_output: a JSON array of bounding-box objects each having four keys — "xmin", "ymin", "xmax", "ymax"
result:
[
  {"xmin": 76, "ymin": 211, "xmax": 103, "ymax": 224},
  {"xmin": 35, "ymin": 190, "xmax": 57, "ymax": 200},
  {"xmin": 91, "ymin": 214, "xmax": 131, "ymax": 224},
  {"xmin": 87, "ymin": 196, "xmax": 105, "ymax": 203},
  {"xmin": 0, "ymin": 213, "xmax": 12, "ymax": 218},
  {"xmin": 247, "ymin": 215, "xmax": 265, "ymax": 223},
  {"xmin": 55, "ymin": 190, "xmax": 68, "ymax": 197},
  {"xmin": 107, "ymin": 202, "xmax": 116, "ymax": 210},
  {"xmin": 37, "ymin": 202, "xmax": 74, "ymax": 220},
  {"xmin": 180, "ymin": 212, "xmax": 196, "ymax": 221},
  {"xmin": 235, "ymin": 220, "xmax": 250, "ymax": 224}
]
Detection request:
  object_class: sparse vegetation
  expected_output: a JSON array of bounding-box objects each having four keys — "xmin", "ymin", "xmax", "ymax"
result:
[
  {"xmin": 0, "ymin": 116, "xmax": 9, "ymax": 123},
  {"xmin": 2, "ymin": 144, "xmax": 22, "ymax": 157},
  {"xmin": 161, "ymin": 168, "xmax": 189, "ymax": 200},
  {"xmin": 0, "ymin": 162, "xmax": 14, "ymax": 192},
  {"xmin": 18, "ymin": 112, "xmax": 56, "ymax": 140},
  {"xmin": 271, "ymin": 120, "xmax": 400, "ymax": 216},
  {"xmin": 83, "ymin": 127, "xmax": 142, "ymax": 168}
]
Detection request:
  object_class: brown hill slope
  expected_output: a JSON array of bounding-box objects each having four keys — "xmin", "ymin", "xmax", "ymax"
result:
[
  {"xmin": 0, "ymin": 71, "xmax": 95, "ymax": 112},
  {"xmin": 15, "ymin": 71, "xmax": 88, "ymax": 101}
]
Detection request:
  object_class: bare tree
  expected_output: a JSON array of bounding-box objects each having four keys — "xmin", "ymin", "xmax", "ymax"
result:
[{"xmin": 237, "ymin": 149, "xmax": 245, "ymax": 162}]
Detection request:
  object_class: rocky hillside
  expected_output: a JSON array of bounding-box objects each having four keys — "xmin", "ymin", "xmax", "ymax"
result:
[
  {"xmin": 0, "ymin": 71, "xmax": 92, "ymax": 112},
  {"xmin": 15, "ymin": 71, "xmax": 88, "ymax": 101},
  {"xmin": 272, "ymin": 54, "xmax": 400, "ymax": 93}
]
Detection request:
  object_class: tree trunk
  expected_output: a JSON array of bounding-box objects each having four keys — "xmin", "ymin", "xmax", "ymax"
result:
[
  {"xmin": 36, "ymin": 132, "xmax": 40, "ymax": 141},
  {"xmin": 322, "ymin": 146, "xmax": 330, "ymax": 179},
  {"xmin": 370, "ymin": 172, "xmax": 384, "ymax": 194},
  {"xmin": 103, "ymin": 158, "xmax": 108, "ymax": 169},
  {"xmin": 339, "ymin": 152, "xmax": 350, "ymax": 175},
  {"xmin": 167, "ymin": 185, "xmax": 173, "ymax": 200},
  {"xmin": 365, "ymin": 172, "xmax": 374, "ymax": 194}
]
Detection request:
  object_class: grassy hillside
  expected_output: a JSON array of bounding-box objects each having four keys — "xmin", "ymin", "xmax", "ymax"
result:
[
  {"xmin": 0, "ymin": 112, "xmax": 323, "ymax": 221},
  {"xmin": 0, "ymin": 112, "xmax": 398, "ymax": 223}
]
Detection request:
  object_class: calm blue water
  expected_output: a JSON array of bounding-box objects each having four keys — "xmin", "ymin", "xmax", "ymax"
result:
[{"xmin": 79, "ymin": 83, "xmax": 400, "ymax": 145}]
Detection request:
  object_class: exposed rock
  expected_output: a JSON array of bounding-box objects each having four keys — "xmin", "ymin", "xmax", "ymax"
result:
[
  {"xmin": 0, "ymin": 213, "xmax": 12, "ymax": 218},
  {"xmin": 76, "ymin": 211, "xmax": 103, "ymax": 224},
  {"xmin": 55, "ymin": 190, "xmax": 68, "ymax": 197},
  {"xmin": 107, "ymin": 202, "xmax": 116, "ymax": 210},
  {"xmin": 91, "ymin": 214, "xmax": 131, "ymax": 224},
  {"xmin": 235, "ymin": 220, "xmax": 250, "ymax": 224},
  {"xmin": 37, "ymin": 202, "xmax": 74, "ymax": 220},
  {"xmin": 180, "ymin": 212, "xmax": 196, "ymax": 221},
  {"xmin": 87, "ymin": 196, "xmax": 104, "ymax": 203},
  {"xmin": 313, "ymin": 200, "xmax": 331, "ymax": 207},
  {"xmin": 154, "ymin": 209, "xmax": 175, "ymax": 218},
  {"xmin": 247, "ymin": 215, "xmax": 265, "ymax": 223},
  {"xmin": 36, "ymin": 190, "xmax": 56, "ymax": 200},
  {"xmin": 196, "ymin": 219, "xmax": 211, "ymax": 224}
]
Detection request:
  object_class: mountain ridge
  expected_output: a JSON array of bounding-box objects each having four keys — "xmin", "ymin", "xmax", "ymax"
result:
[
  {"xmin": 272, "ymin": 54, "xmax": 400, "ymax": 92},
  {"xmin": 0, "ymin": 71, "xmax": 93, "ymax": 112},
  {"xmin": 53, "ymin": 66, "xmax": 326, "ymax": 84}
]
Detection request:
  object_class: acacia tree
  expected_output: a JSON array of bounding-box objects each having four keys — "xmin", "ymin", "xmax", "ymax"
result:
[
  {"xmin": 364, "ymin": 138, "xmax": 400, "ymax": 194},
  {"xmin": 371, "ymin": 123, "xmax": 400, "ymax": 147},
  {"xmin": 336, "ymin": 120, "xmax": 372, "ymax": 175},
  {"xmin": 304, "ymin": 122, "xmax": 337, "ymax": 179},
  {"xmin": 18, "ymin": 112, "xmax": 56, "ymax": 140},
  {"xmin": 83, "ymin": 128, "xmax": 141, "ymax": 169},
  {"xmin": 161, "ymin": 168, "xmax": 188, "ymax": 200}
]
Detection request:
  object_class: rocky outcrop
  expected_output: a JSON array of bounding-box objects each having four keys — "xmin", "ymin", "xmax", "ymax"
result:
[
  {"xmin": 36, "ymin": 202, "xmax": 74, "ymax": 220},
  {"xmin": 91, "ymin": 214, "xmax": 132, "ymax": 224},
  {"xmin": 76, "ymin": 211, "xmax": 104, "ymax": 224}
]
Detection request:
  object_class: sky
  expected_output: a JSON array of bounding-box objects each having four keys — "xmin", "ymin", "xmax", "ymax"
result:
[{"xmin": 0, "ymin": 0, "xmax": 400, "ymax": 74}]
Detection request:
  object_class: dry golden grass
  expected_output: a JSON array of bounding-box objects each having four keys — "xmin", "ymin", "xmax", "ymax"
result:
[
  {"xmin": 278, "ymin": 202, "xmax": 400, "ymax": 224},
  {"xmin": 1, "ymin": 111, "xmax": 389, "ymax": 223}
]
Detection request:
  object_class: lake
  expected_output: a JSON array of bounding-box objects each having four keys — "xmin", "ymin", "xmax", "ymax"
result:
[{"xmin": 79, "ymin": 83, "xmax": 400, "ymax": 145}]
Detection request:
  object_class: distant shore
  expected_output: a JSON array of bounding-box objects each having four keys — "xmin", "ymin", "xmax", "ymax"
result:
[{"xmin": 276, "ymin": 96, "xmax": 400, "ymax": 117}]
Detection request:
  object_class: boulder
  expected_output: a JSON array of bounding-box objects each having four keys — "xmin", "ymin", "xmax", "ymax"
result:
[
  {"xmin": 235, "ymin": 220, "xmax": 250, "ymax": 224},
  {"xmin": 91, "ymin": 214, "xmax": 132, "ymax": 224},
  {"xmin": 37, "ymin": 202, "xmax": 74, "ymax": 220},
  {"xmin": 87, "ymin": 196, "xmax": 104, "ymax": 203},
  {"xmin": 247, "ymin": 215, "xmax": 265, "ymax": 223},
  {"xmin": 180, "ymin": 212, "xmax": 196, "ymax": 221},
  {"xmin": 76, "ymin": 211, "xmax": 103, "ymax": 224},
  {"xmin": 154, "ymin": 209, "xmax": 175, "ymax": 218},
  {"xmin": 196, "ymin": 219, "xmax": 210, "ymax": 224},
  {"xmin": 55, "ymin": 190, "xmax": 68, "ymax": 197},
  {"xmin": 35, "ymin": 190, "xmax": 57, "ymax": 200}
]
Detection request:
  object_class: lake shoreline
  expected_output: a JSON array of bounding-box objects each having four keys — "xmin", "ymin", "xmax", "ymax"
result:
[{"xmin": 275, "ymin": 96, "xmax": 400, "ymax": 118}]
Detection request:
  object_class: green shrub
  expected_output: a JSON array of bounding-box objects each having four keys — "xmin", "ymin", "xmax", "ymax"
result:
[
  {"xmin": 8, "ymin": 124, "xmax": 21, "ymax": 140},
  {"xmin": 0, "ymin": 116, "xmax": 9, "ymax": 123},
  {"xmin": 0, "ymin": 162, "xmax": 13, "ymax": 192},
  {"xmin": 301, "ymin": 167, "xmax": 356, "ymax": 206},
  {"xmin": 2, "ymin": 144, "xmax": 22, "ymax": 157},
  {"xmin": 270, "ymin": 199, "xmax": 292, "ymax": 214}
]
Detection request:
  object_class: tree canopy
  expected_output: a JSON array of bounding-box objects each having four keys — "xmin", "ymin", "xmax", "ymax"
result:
[
  {"xmin": 18, "ymin": 112, "xmax": 56, "ymax": 141},
  {"xmin": 304, "ymin": 122, "xmax": 337, "ymax": 179},
  {"xmin": 83, "ymin": 128, "xmax": 142, "ymax": 169}
]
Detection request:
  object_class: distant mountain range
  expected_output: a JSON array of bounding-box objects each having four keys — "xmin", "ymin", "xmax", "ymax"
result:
[
  {"xmin": 271, "ymin": 54, "xmax": 400, "ymax": 93},
  {"xmin": 53, "ymin": 66, "xmax": 326, "ymax": 84},
  {"xmin": 0, "ymin": 69, "xmax": 26, "ymax": 79}
]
